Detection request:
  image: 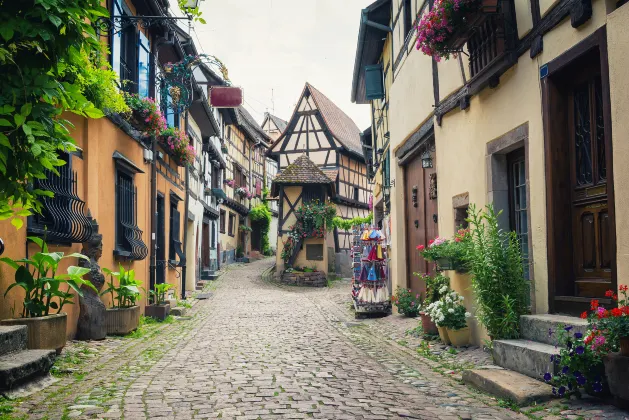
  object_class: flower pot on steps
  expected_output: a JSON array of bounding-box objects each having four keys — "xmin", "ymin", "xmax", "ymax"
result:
[
  {"xmin": 1, "ymin": 313, "xmax": 67, "ymax": 354},
  {"xmin": 105, "ymin": 306, "xmax": 141, "ymax": 335},
  {"xmin": 419, "ymin": 312, "xmax": 438, "ymax": 335},
  {"xmin": 437, "ymin": 326, "xmax": 450, "ymax": 345},
  {"xmin": 145, "ymin": 304, "xmax": 170, "ymax": 321},
  {"xmin": 447, "ymin": 327, "xmax": 470, "ymax": 347}
]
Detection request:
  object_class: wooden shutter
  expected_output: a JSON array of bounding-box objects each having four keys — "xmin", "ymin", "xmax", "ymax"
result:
[
  {"xmin": 256, "ymin": 179, "xmax": 262, "ymax": 196},
  {"xmin": 365, "ymin": 64, "xmax": 385, "ymax": 100}
]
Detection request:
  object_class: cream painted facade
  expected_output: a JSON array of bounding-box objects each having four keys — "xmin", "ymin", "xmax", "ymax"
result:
[{"xmin": 353, "ymin": 0, "xmax": 629, "ymax": 345}]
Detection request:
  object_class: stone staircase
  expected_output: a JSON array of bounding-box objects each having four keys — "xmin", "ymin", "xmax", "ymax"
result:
[
  {"xmin": 0, "ymin": 325, "xmax": 56, "ymax": 390},
  {"xmin": 463, "ymin": 314, "xmax": 587, "ymax": 405},
  {"xmin": 197, "ymin": 269, "xmax": 219, "ymax": 290}
]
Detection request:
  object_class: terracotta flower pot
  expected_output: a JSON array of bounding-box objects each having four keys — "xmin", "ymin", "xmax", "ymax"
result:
[
  {"xmin": 419, "ymin": 312, "xmax": 438, "ymax": 335},
  {"xmin": 620, "ymin": 337, "xmax": 629, "ymax": 357},
  {"xmin": 105, "ymin": 306, "xmax": 140, "ymax": 336},
  {"xmin": 447, "ymin": 327, "xmax": 470, "ymax": 347},
  {"xmin": 1, "ymin": 313, "xmax": 67, "ymax": 354},
  {"xmin": 145, "ymin": 304, "xmax": 170, "ymax": 321},
  {"xmin": 437, "ymin": 326, "xmax": 450, "ymax": 345}
]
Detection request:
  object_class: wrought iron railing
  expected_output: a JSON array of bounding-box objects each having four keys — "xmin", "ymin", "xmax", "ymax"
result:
[
  {"xmin": 116, "ymin": 175, "xmax": 148, "ymax": 260},
  {"xmin": 467, "ymin": 17, "xmax": 505, "ymax": 79},
  {"xmin": 29, "ymin": 163, "xmax": 92, "ymax": 244}
]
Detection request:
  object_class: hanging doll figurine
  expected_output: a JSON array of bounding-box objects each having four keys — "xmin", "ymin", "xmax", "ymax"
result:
[
  {"xmin": 367, "ymin": 264, "xmax": 377, "ymax": 281},
  {"xmin": 367, "ymin": 245, "xmax": 378, "ymax": 261},
  {"xmin": 376, "ymin": 244, "xmax": 383, "ymax": 260}
]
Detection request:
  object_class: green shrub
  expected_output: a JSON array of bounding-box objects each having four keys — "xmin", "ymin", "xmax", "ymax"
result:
[{"xmin": 391, "ymin": 287, "xmax": 421, "ymax": 317}]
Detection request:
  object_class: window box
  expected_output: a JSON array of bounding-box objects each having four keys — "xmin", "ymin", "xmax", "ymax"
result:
[{"xmin": 439, "ymin": 0, "xmax": 501, "ymax": 52}]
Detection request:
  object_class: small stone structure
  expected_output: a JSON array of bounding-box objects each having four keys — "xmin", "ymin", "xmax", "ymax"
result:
[
  {"xmin": 281, "ymin": 271, "xmax": 327, "ymax": 287},
  {"xmin": 76, "ymin": 216, "xmax": 107, "ymax": 341}
]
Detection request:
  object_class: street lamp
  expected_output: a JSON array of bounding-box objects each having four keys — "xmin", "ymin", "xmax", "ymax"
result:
[{"xmin": 421, "ymin": 150, "xmax": 433, "ymax": 168}]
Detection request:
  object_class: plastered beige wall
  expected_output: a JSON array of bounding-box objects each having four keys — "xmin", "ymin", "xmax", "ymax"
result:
[
  {"xmin": 607, "ymin": 4, "xmax": 629, "ymax": 292},
  {"xmin": 515, "ymin": 0, "xmax": 534, "ymax": 38}
]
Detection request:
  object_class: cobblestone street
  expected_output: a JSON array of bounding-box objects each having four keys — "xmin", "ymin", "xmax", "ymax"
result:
[{"xmin": 6, "ymin": 258, "xmax": 627, "ymax": 420}]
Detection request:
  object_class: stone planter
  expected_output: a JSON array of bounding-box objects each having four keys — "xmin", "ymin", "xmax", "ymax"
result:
[
  {"xmin": 447, "ymin": 327, "xmax": 470, "ymax": 347},
  {"xmin": 281, "ymin": 271, "xmax": 327, "ymax": 287},
  {"xmin": 1, "ymin": 313, "xmax": 67, "ymax": 354},
  {"xmin": 437, "ymin": 326, "xmax": 450, "ymax": 345},
  {"xmin": 620, "ymin": 337, "xmax": 629, "ymax": 357},
  {"xmin": 419, "ymin": 312, "xmax": 438, "ymax": 335},
  {"xmin": 105, "ymin": 306, "xmax": 140, "ymax": 336},
  {"xmin": 603, "ymin": 353, "xmax": 629, "ymax": 409},
  {"xmin": 145, "ymin": 304, "xmax": 170, "ymax": 321}
]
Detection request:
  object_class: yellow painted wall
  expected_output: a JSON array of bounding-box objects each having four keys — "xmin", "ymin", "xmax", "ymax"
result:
[{"xmin": 607, "ymin": 4, "xmax": 629, "ymax": 293}]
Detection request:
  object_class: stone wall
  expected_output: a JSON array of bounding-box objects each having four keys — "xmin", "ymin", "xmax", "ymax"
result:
[{"xmin": 281, "ymin": 271, "xmax": 327, "ymax": 288}]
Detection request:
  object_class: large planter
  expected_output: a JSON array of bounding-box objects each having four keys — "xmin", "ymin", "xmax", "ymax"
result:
[
  {"xmin": 105, "ymin": 306, "xmax": 141, "ymax": 336},
  {"xmin": 1, "ymin": 313, "xmax": 67, "ymax": 354},
  {"xmin": 419, "ymin": 312, "xmax": 438, "ymax": 335},
  {"xmin": 437, "ymin": 326, "xmax": 451, "ymax": 345},
  {"xmin": 620, "ymin": 337, "xmax": 629, "ymax": 357},
  {"xmin": 447, "ymin": 327, "xmax": 470, "ymax": 347},
  {"xmin": 145, "ymin": 304, "xmax": 170, "ymax": 321},
  {"xmin": 604, "ymin": 353, "xmax": 629, "ymax": 409},
  {"xmin": 436, "ymin": 258, "xmax": 454, "ymax": 271}
]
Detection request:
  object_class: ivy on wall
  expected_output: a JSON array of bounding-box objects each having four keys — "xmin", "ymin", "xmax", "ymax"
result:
[
  {"xmin": 332, "ymin": 213, "xmax": 374, "ymax": 232},
  {"xmin": 250, "ymin": 186, "xmax": 272, "ymax": 256}
]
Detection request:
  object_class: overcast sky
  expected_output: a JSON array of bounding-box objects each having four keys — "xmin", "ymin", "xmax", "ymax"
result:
[{"xmin": 187, "ymin": 0, "xmax": 374, "ymax": 129}]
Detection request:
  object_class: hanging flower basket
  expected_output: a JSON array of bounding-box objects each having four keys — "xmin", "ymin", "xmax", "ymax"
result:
[
  {"xmin": 158, "ymin": 127, "xmax": 196, "ymax": 167},
  {"xmin": 416, "ymin": 0, "xmax": 502, "ymax": 61}
]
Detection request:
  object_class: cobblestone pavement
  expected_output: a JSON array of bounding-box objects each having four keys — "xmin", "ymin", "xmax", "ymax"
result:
[{"xmin": 6, "ymin": 259, "xmax": 628, "ymax": 419}]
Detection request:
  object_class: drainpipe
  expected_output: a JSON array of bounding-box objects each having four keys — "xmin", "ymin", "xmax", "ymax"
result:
[
  {"xmin": 149, "ymin": 135, "xmax": 157, "ymax": 299},
  {"xmin": 181, "ymin": 111, "xmax": 190, "ymax": 299}
]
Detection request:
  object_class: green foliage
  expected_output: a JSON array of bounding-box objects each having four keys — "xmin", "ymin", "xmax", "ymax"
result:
[
  {"xmin": 0, "ymin": 0, "xmax": 113, "ymax": 222},
  {"xmin": 126, "ymin": 94, "xmax": 167, "ymax": 137},
  {"xmin": 282, "ymin": 201, "xmax": 336, "ymax": 265},
  {"xmin": 414, "ymin": 272, "xmax": 450, "ymax": 305},
  {"xmin": 236, "ymin": 245, "xmax": 244, "ymax": 258},
  {"xmin": 238, "ymin": 224, "xmax": 252, "ymax": 233},
  {"xmin": 417, "ymin": 228, "xmax": 470, "ymax": 272},
  {"xmin": 250, "ymin": 203, "xmax": 272, "ymax": 255},
  {"xmin": 177, "ymin": 0, "xmax": 207, "ymax": 24},
  {"xmin": 391, "ymin": 287, "xmax": 421, "ymax": 317},
  {"xmin": 332, "ymin": 213, "xmax": 373, "ymax": 231},
  {"xmin": 101, "ymin": 265, "xmax": 143, "ymax": 308},
  {"xmin": 465, "ymin": 204, "xmax": 530, "ymax": 339},
  {"xmin": 150, "ymin": 283, "xmax": 173, "ymax": 305},
  {"xmin": 0, "ymin": 237, "xmax": 95, "ymax": 317},
  {"xmin": 425, "ymin": 290, "xmax": 470, "ymax": 330},
  {"xmin": 68, "ymin": 49, "xmax": 129, "ymax": 115}
]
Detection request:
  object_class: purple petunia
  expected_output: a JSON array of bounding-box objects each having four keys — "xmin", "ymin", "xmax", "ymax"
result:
[
  {"xmin": 562, "ymin": 366, "xmax": 570, "ymax": 375},
  {"xmin": 592, "ymin": 382, "xmax": 603, "ymax": 393},
  {"xmin": 575, "ymin": 346, "xmax": 585, "ymax": 355},
  {"xmin": 564, "ymin": 326, "xmax": 573, "ymax": 332},
  {"xmin": 558, "ymin": 386, "xmax": 566, "ymax": 397},
  {"xmin": 544, "ymin": 372, "xmax": 552, "ymax": 382},
  {"xmin": 577, "ymin": 375, "xmax": 586, "ymax": 386},
  {"xmin": 574, "ymin": 332, "xmax": 583, "ymax": 339}
]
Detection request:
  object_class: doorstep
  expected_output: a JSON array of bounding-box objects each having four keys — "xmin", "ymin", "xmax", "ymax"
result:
[{"xmin": 463, "ymin": 367, "xmax": 555, "ymax": 406}]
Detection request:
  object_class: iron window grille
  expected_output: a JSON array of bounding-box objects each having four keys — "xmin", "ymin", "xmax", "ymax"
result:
[
  {"xmin": 467, "ymin": 16, "xmax": 506, "ymax": 79},
  {"xmin": 28, "ymin": 152, "xmax": 93, "ymax": 244},
  {"xmin": 115, "ymin": 170, "xmax": 148, "ymax": 260}
]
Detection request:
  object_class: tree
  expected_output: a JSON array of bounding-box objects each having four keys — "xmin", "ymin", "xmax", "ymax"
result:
[{"xmin": 0, "ymin": 0, "xmax": 115, "ymax": 226}]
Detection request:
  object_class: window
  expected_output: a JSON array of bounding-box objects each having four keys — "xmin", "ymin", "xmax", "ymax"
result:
[
  {"xmin": 508, "ymin": 149, "xmax": 529, "ymax": 280},
  {"xmin": 28, "ymin": 152, "xmax": 93, "ymax": 244},
  {"xmin": 228, "ymin": 212, "xmax": 235, "ymax": 236},
  {"xmin": 163, "ymin": 91, "xmax": 179, "ymax": 128},
  {"xmin": 114, "ymin": 158, "xmax": 148, "ymax": 260},
  {"xmin": 353, "ymin": 186, "xmax": 359, "ymax": 201},
  {"xmin": 467, "ymin": 17, "xmax": 505, "ymax": 79},
  {"xmin": 111, "ymin": 0, "xmax": 138, "ymax": 92},
  {"xmin": 233, "ymin": 165, "xmax": 244, "ymax": 187},
  {"xmin": 138, "ymin": 32, "xmax": 150, "ymax": 98},
  {"xmin": 169, "ymin": 195, "xmax": 184, "ymax": 265},
  {"xmin": 220, "ymin": 210, "xmax": 226, "ymax": 233},
  {"xmin": 403, "ymin": 0, "xmax": 413, "ymax": 39}
]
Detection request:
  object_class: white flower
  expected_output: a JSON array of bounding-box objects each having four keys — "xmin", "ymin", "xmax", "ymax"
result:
[
  {"xmin": 439, "ymin": 285, "xmax": 448, "ymax": 294},
  {"xmin": 448, "ymin": 308, "xmax": 455, "ymax": 313},
  {"xmin": 465, "ymin": 312, "xmax": 472, "ymax": 318},
  {"xmin": 459, "ymin": 295, "xmax": 465, "ymax": 302},
  {"xmin": 445, "ymin": 297, "xmax": 452, "ymax": 303}
]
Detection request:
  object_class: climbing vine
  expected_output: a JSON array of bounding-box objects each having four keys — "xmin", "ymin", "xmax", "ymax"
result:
[
  {"xmin": 250, "ymin": 202, "xmax": 272, "ymax": 256},
  {"xmin": 281, "ymin": 201, "xmax": 336, "ymax": 265},
  {"xmin": 0, "ymin": 0, "xmax": 121, "ymax": 226},
  {"xmin": 332, "ymin": 213, "xmax": 373, "ymax": 232}
]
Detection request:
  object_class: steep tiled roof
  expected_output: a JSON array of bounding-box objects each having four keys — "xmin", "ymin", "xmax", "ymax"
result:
[
  {"xmin": 307, "ymin": 83, "xmax": 363, "ymax": 157},
  {"xmin": 237, "ymin": 106, "xmax": 271, "ymax": 145},
  {"xmin": 271, "ymin": 155, "xmax": 336, "ymax": 196},
  {"xmin": 265, "ymin": 113, "xmax": 288, "ymax": 133},
  {"xmin": 322, "ymin": 169, "xmax": 338, "ymax": 183}
]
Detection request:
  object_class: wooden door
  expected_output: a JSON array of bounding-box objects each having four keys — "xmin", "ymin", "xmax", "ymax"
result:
[
  {"xmin": 404, "ymin": 148, "xmax": 438, "ymax": 296},
  {"xmin": 569, "ymin": 76, "xmax": 612, "ymax": 297},
  {"xmin": 156, "ymin": 195, "xmax": 166, "ymax": 286}
]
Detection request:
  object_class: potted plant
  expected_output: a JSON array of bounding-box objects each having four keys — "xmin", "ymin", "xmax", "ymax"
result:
[
  {"xmin": 0, "ymin": 237, "xmax": 95, "ymax": 353},
  {"xmin": 223, "ymin": 178, "xmax": 234, "ymax": 186},
  {"xmin": 125, "ymin": 94, "xmax": 167, "ymax": 137},
  {"xmin": 417, "ymin": 229, "xmax": 470, "ymax": 273},
  {"xmin": 415, "ymin": 0, "xmax": 501, "ymax": 61},
  {"xmin": 146, "ymin": 283, "xmax": 173, "ymax": 321},
  {"xmin": 101, "ymin": 265, "xmax": 143, "ymax": 335},
  {"xmin": 158, "ymin": 127, "xmax": 196, "ymax": 166},
  {"xmin": 391, "ymin": 287, "xmax": 421, "ymax": 318},
  {"xmin": 414, "ymin": 272, "xmax": 450, "ymax": 334},
  {"xmin": 235, "ymin": 186, "xmax": 250, "ymax": 199},
  {"xmin": 426, "ymin": 289, "xmax": 471, "ymax": 346}
]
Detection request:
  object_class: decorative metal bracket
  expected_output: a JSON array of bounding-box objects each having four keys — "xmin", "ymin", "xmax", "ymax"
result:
[{"xmin": 95, "ymin": 15, "xmax": 193, "ymax": 36}]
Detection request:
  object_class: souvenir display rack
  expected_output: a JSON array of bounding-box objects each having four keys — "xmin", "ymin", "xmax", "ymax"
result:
[{"xmin": 351, "ymin": 225, "xmax": 391, "ymax": 318}]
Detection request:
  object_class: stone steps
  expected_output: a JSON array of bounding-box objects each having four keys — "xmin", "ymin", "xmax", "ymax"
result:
[
  {"xmin": 520, "ymin": 314, "xmax": 588, "ymax": 346},
  {"xmin": 463, "ymin": 367, "xmax": 554, "ymax": 406},
  {"xmin": 493, "ymin": 339, "xmax": 558, "ymax": 380},
  {"xmin": 0, "ymin": 326, "xmax": 57, "ymax": 390}
]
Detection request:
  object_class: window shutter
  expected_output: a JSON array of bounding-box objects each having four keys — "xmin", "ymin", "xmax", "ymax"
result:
[
  {"xmin": 256, "ymin": 179, "xmax": 261, "ymax": 196},
  {"xmin": 365, "ymin": 64, "xmax": 385, "ymax": 100}
]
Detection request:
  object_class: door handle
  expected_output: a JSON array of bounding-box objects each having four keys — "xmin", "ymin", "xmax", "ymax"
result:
[
  {"xmin": 433, "ymin": 214, "xmax": 438, "ymax": 223},
  {"xmin": 414, "ymin": 220, "xmax": 419, "ymax": 229}
]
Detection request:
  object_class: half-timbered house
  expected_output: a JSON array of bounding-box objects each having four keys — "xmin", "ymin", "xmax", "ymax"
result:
[
  {"xmin": 261, "ymin": 112, "xmax": 288, "ymax": 142},
  {"xmin": 268, "ymin": 83, "xmax": 371, "ymax": 251}
]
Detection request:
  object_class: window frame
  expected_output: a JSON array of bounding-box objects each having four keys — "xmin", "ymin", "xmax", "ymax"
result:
[
  {"xmin": 114, "ymin": 166, "xmax": 136, "ymax": 257},
  {"xmin": 228, "ymin": 212, "xmax": 235, "ymax": 237},
  {"xmin": 507, "ymin": 148, "xmax": 529, "ymax": 279},
  {"xmin": 220, "ymin": 209, "xmax": 226, "ymax": 233}
]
